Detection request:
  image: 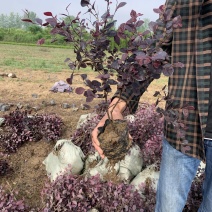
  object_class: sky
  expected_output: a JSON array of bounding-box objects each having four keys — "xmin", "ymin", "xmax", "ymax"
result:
[{"xmin": 0, "ymin": 0, "xmax": 165, "ymax": 25}]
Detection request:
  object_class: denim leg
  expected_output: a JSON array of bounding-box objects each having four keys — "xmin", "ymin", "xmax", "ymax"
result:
[
  {"xmin": 155, "ymin": 139, "xmax": 200, "ymax": 212},
  {"xmin": 198, "ymin": 139, "xmax": 212, "ymax": 212}
]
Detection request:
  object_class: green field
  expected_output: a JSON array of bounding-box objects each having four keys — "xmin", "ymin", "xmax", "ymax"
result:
[{"xmin": 0, "ymin": 43, "xmax": 92, "ymax": 72}]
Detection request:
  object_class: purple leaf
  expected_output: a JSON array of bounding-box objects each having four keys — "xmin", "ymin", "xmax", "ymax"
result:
[
  {"xmin": 46, "ymin": 18, "xmax": 57, "ymax": 27},
  {"xmin": 142, "ymin": 30, "xmax": 151, "ymax": 36},
  {"xmin": 35, "ymin": 18, "xmax": 43, "ymax": 25},
  {"xmin": 136, "ymin": 20, "xmax": 144, "ymax": 28},
  {"xmin": 148, "ymin": 21, "xmax": 158, "ymax": 32},
  {"xmin": 182, "ymin": 108, "xmax": 189, "ymax": 118},
  {"xmin": 86, "ymin": 96, "xmax": 94, "ymax": 102},
  {"xmin": 114, "ymin": 34, "xmax": 120, "ymax": 45},
  {"xmin": 172, "ymin": 15, "xmax": 182, "ymax": 28},
  {"xmin": 21, "ymin": 19, "xmax": 33, "ymax": 23},
  {"xmin": 164, "ymin": 9, "xmax": 173, "ymax": 21},
  {"xmin": 162, "ymin": 64, "xmax": 174, "ymax": 76},
  {"xmin": 108, "ymin": 79, "xmax": 118, "ymax": 85},
  {"xmin": 130, "ymin": 10, "xmax": 137, "ymax": 19},
  {"xmin": 75, "ymin": 87, "xmax": 85, "ymax": 95},
  {"xmin": 64, "ymin": 58, "xmax": 71, "ymax": 63},
  {"xmin": 153, "ymin": 8, "xmax": 163, "ymax": 14},
  {"xmin": 115, "ymin": 2, "xmax": 127, "ymax": 12},
  {"xmin": 152, "ymin": 51, "xmax": 167, "ymax": 61},
  {"xmin": 84, "ymin": 89, "xmax": 95, "ymax": 97},
  {"xmin": 81, "ymin": 0, "xmax": 90, "ymax": 7},
  {"xmin": 66, "ymin": 73, "xmax": 74, "ymax": 85},
  {"xmin": 91, "ymin": 80, "xmax": 101, "ymax": 87},
  {"xmin": 68, "ymin": 62, "xmax": 76, "ymax": 70},
  {"xmin": 173, "ymin": 62, "xmax": 184, "ymax": 68},
  {"xmin": 111, "ymin": 60, "xmax": 120, "ymax": 69},
  {"xmin": 81, "ymin": 74, "xmax": 87, "ymax": 80},
  {"xmin": 44, "ymin": 12, "xmax": 53, "ymax": 16}
]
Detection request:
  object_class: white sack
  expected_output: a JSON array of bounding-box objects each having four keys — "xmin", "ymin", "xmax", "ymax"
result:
[
  {"xmin": 86, "ymin": 157, "xmax": 119, "ymax": 181},
  {"xmin": 118, "ymin": 144, "xmax": 143, "ymax": 182},
  {"xmin": 124, "ymin": 114, "xmax": 135, "ymax": 123},
  {"xmin": 84, "ymin": 151, "xmax": 101, "ymax": 172},
  {"xmin": 76, "ymin": 113, "xmax": 97, "ymax": 129},
  {"xmin": 130, "ymin": 164, "xmax": 160, "ymax": 194},
  {"xmin": 43, "ymin": 139, "xmax": 85, "ymax": 181},
  {"xmin": 85, "ymin": 145, "xmax": 143, "ymax": 183},
  {"xmin": 0, "ymin": 118, "xmax": 5, "ymax": 126}
]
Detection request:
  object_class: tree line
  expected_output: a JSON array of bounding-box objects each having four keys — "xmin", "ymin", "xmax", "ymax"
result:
[
  {"xmin": 0, "ymin": 12, "xmax": 150, "ymax": 48},
  {"xmin": 0, "ymin": 12, "xmax": 71, "ymax": 45}
]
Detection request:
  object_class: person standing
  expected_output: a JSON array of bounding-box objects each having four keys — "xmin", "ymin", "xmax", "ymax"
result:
[{"xmin": 92, "ymin": 0, "xmax": 212, "ymax": 211}]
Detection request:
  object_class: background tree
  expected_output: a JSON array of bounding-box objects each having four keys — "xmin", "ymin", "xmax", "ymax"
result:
[
  {"xmin": 0, "ymin": 13, "xmax": 22, "ymax": 28},
  {"xmin": 22, "ymin": 11, "xmax": 38, "ymax": 30},
  {"xmin": 138, "ymin": 18, "xmax": 150, "ymax": 32}
]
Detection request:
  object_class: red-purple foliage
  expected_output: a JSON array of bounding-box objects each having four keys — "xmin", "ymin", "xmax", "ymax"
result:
[
  {"xmin": 0, "ymin": 186, "xmax": 26, "ymax": 211},
  {"xmin": 184, "ymin": 168, "xmax": 204, "ymax": 211},
  {"xmin": 71, "ymin": 114, "xmax": 100, "ymax": 155},
  {"xmin": 0, "ymin": 110, "xmax": 63, "ymax": 153},
  {"xmin": 128, "ymin": 104, "xmax": 163, "ymax": 168},
  {"xmin": 42, "ymin": 174, "xmax": 147, "ymax": 211}
]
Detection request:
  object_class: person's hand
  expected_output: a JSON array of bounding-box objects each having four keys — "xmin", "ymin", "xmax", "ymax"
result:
[
  {"xmin": 91, "ymin": 98, "xmax": 128, "ymax": 158},
  {"xmin": 92, "ymin": 125, "xmax": 105, "ymax": 159}
]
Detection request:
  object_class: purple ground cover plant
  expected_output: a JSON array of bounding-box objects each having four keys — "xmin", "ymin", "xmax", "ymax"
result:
[
  {"xmin": 0, "ymin": 110, "xmax": 63, "ymax": 153},
  {"xmin": 0, "ymin": 186, "xmax": 26, "ymax": 211},
  {"xmin": 42, "ymin": 173, "xmax": 146, "ymax": 211},
  {"xmin": 71, "ymin": 113, "xmax": 100, "ymax": 155},
  {"xmin": 128, "ymin": 104, "xmax": 163, "ymax": 168},
  {"xmin": 183, "ymin": 168, "xmax": 204, "ymax": 211}
]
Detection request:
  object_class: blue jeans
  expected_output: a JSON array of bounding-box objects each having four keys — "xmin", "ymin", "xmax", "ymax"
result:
[{"xmin": 155, "ymin": 139, "xmax": 212, "ymax": 212}]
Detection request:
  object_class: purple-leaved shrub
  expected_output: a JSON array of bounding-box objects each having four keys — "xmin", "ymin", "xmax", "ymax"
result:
[
  {"xmin": 183, "ymin": 168, "xmax": 204, "ymax": 211},
  {"xmin": 0, "ymin": 186, "xmax": 26, "ymax": 211},
  {"xmin": 71, "ymin": 114, "xmax": 100, "ymax": 155},
  {"xmin": 128, "ymin": 104, "xmax": 163, "ymax": 168},
  {"xmin": 0, "ymin": 110, "xmax": 63, "ymax": 153}
]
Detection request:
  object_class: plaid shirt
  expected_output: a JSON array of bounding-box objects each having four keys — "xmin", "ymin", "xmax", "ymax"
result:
[{"xmin": 113, "ymin": 0, "xmax": 212, "ymax": 161}]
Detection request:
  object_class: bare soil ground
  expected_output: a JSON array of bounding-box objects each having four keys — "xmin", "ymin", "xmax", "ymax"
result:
[
  {"xmin": 0, "ymin": 68, "xmax": 166, "ymax": 210},
  {"xmin": 0, "ymin": 69, "xmax": 102, "ymax": 210}
]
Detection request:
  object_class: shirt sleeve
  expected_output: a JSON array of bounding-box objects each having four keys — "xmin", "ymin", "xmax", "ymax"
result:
[{"xmin": 111, "ymin": 76, "xmax": 154, "ymax": 114}]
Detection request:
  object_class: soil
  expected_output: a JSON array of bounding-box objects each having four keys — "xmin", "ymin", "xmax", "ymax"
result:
[
  {"xmin": 98, "ymin": 119, "xmax": 132, "ymax": 163},
  {"xmin": 0, "ymin": 69, "xmax": 103, "ymax": 210}
]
